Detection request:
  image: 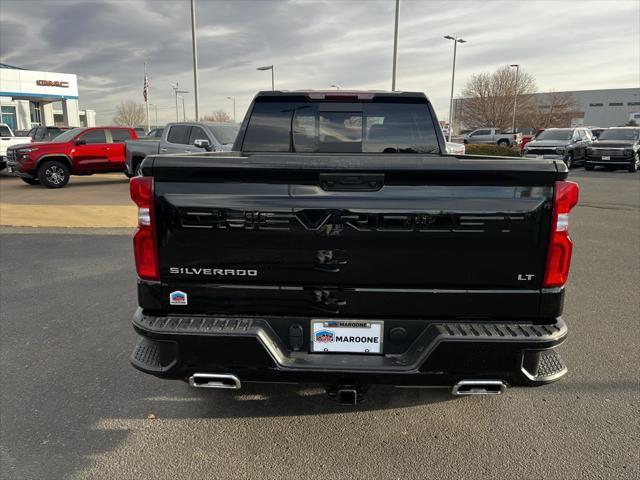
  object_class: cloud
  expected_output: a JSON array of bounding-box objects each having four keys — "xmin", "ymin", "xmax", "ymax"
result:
[{"xmin": 1, "ymin": 0, "xmax": 638, "ymax": 125}]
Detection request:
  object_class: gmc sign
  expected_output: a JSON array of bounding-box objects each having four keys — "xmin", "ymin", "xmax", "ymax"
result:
[{"xmin": 36, "ymin": 80, "xmax": 69, "ymax": 88}]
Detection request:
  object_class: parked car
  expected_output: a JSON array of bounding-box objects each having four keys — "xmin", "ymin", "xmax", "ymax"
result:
[
  {"xmin": 523, "ymin": 127, "xmax": 594, "ymax": 168},
  {"xmin": 125, "ymin": 122, "xmax": 239, "ymax": 176},
  {"xmin": 26, "ymin": 126, "xmax": 72, "ymax": 142},
  {"xmin": 128, "ymin": 90, "xmax": 578, "ymax": 403},
  {"xmin": 518, "ymin": 127, "xmax": 542, "ymax": 154},
  {"xmin": 463, "ymin": 128, "xmax": 522, "ymax": 147},
  {"xmin": 584, "ymin": 127, "xmax": 640, "ymax": 172},
  {"xmin": 0, "ymin": 123, "xmax": 31, "ymax": 170},
  {"xmin": 4, "ymin": 126, "xmax": 138, "ymax": 188}
]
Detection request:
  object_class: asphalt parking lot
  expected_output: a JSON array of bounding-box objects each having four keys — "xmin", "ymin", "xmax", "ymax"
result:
[{"xmin": 0, "ymin": 169, "xmax": 638, "ymax": 480}]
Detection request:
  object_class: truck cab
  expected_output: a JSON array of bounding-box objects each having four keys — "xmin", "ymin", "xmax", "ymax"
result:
[{"xmin": 125, "ymin": 122, "xmax": 240, "ymax": 177}]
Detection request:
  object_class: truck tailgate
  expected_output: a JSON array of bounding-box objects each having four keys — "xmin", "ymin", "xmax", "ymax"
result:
[{"xmin": 150, "ymin": 154, "xmax": 563, "ymax": 319}]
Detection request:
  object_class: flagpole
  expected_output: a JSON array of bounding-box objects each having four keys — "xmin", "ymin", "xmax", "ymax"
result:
[{"xmin": 144, "ymin": 62, "xmax": 150, "ymax": 133}]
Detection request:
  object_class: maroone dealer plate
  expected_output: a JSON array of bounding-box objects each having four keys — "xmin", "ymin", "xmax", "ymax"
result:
[{"xmin": 311, "ymin": 320, "xmax": 383, "ymax": 354}]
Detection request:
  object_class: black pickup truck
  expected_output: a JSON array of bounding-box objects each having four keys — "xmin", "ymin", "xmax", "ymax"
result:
[{"xmin": 129, "ymin": 90, "xmax": 579, "ymax": 404}]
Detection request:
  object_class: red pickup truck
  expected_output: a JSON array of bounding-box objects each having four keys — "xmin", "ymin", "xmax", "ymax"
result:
[{"xmin": 5, "ymin": 126, "xmax": 138, "ymax": 188}]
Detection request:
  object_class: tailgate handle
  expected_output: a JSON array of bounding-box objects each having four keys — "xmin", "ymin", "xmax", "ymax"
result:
[{"xmin": 319, "ymin": 173, "xmax": 384, "ymax": 191}]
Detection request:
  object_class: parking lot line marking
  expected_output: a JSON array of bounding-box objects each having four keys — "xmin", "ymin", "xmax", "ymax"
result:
[{"xmin": 0, "ymin": 204, "xmax": 137, "ymax": 228}]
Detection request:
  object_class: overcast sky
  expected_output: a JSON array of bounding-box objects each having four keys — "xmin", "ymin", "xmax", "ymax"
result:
[{"xmin": 1, "ymin": 0, "xmax": 638, "ymax": 124}]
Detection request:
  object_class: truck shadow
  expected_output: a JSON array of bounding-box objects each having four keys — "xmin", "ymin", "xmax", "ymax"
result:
[{"xmin": 144, "ymin": 382, "xmax": 460, "ymax": 419}]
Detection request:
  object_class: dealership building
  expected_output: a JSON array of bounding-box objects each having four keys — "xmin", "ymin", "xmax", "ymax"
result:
[
  {"xmin": 452, "ymin": 87, "xmax": 640, "ymax": 130},
  {"xmin": 0, "ymin": 63, "xmax": 95, "ymax": 131}
]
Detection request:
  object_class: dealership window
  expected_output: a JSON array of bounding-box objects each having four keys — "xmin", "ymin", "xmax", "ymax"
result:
[
  {"xmin": 0, "ymin": 105, "xmax": 17, "ymax": 130},
  {"xmin": 588, "ymin": 103, "xmax": 603, "ymax": 107},
  {"xmin": 29, "ymin": 101, "xmax": 42, "ymax": 126},
  {"xmin": 608, "ymin": 102, "xmax": 623, "ymax": 106}
]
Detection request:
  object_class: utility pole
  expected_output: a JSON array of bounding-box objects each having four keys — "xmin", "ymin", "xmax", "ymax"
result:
[
  {"xmin": 391, "ymin": 0, "xmax": 400, "ymax": 91},
  {"xmin": 190, "ymin": 0, "xmax": 200, "ymax": 120},
  {"xmin": 444, "ymin": 35, "xmax": 467, "ymax": 141},
  {"xmin": 510, "ymin": 64, "xmax": 520, "ymax": 133}
]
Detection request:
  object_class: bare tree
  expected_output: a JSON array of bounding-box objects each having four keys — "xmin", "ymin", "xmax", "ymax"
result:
[
  {"xmin": 113, "ymin": 101, "xmax": 146, "ymax": 127},
  {"xmin": 202, "ymin": 110, "xmax": 233, "ymax": 122},
  {"xmin": 459, "ymin": 66, "xmax": 537, "ymax": 131},
  {"xmin": 520, "ymin": 91, "xmax": 580, "ymax": 129}
]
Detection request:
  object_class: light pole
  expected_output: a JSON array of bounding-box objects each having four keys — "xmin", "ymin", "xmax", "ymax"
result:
[
  {"xmin": 509, "ymin": 64, "xmax": 520, "ymax": 133},
  {"xmin": 330, "ymin": 84, "xmax": 340, "ymax": 90},
  {"xmin": 190, "ymin": 0, "xmax": 200, "ymax": 120},
  {"xmin": 171, "ymin": 83, "xmax": 188, "ymax": 121},
  {"xmin": 148, "ymin": 103, "xmax": 158, "ymax": 127},
  {"xmin": 226, "ymin": 96, "xmax": 236, "ymax": 122},
  {"xmin": 177, "ymin": 95, "xmax": 186, "ymax": 121},
  {"xmin": 444, "ymin": 35, "xmax": 467, "ymax": 141},
  {"xmin": 256, "ymin": 65, "xmax": 274, "ymax": 91},
  {"xmin": 391, "ymin": 0, "xmax": 400, "ymax": 91}
]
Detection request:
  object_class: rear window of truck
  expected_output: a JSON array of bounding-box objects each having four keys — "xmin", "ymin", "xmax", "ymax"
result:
[{"xmin": 242, "ymin": 101, "xmax": 440, "ymax": 154}]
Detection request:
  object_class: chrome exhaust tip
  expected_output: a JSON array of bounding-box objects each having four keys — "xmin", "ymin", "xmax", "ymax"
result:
[
  {"xmin": 451, "ymin": 380, "xmax": 506, "ymax": 396},
  {"xmin": 189, "ymin": 373, "xmax": 241, "ymax": 389}
]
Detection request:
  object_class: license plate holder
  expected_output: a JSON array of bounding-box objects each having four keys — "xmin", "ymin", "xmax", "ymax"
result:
[{"xmin": 310, "ymin": 320, "xmax": 383, "ymax": 354}]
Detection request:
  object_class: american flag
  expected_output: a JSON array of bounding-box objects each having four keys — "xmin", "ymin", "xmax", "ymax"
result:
[{"xmin": 143, "ymin": 70, "xmax": 149, "ymax": 102}]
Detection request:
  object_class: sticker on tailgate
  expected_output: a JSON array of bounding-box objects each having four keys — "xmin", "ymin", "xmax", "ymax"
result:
[{"xmin": 169, "ymin": 290, "xmax": 188, "ymax": 305}]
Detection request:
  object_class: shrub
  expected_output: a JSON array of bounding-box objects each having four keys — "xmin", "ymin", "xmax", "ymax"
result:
[{"xmin": 464, "ymin": 143, "xmax": 521, "ymax": 157}]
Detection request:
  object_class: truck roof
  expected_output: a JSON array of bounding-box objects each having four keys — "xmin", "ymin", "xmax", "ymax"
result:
[{"xmin": 254, "ymin": 90, "xmax": 428, "ymax": 100}]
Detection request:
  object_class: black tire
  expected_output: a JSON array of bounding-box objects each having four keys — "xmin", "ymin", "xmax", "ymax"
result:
[
  {"xmin": 497, "ymin": 140, "xmax": 509, "ymax": 147},
  {"xmin": 564, "ymin": 152, "xmax": 573, "ymax": 169},
  {"xmin": 629, "ymin": 154, "xmax": 639, "ymax": 173},
  {"xmin": 21, "ymin": 177, "xmax": 40, "ymax": 185},
  {"xmin": 585, "ymin": 164, "xmax": 594, "ymax": 171},
  {"xmin": 37, "ymin": 160, "xmax": 70, "ymax": 188}
]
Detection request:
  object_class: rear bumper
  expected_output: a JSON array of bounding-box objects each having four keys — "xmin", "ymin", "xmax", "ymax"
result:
[
  {"xmin": 585, "ymin": 156, "xmax": 634, "ymax": 166},
  {"xmin": 131, "ymin": 309, "xmax": 568, "ymax": 387}
]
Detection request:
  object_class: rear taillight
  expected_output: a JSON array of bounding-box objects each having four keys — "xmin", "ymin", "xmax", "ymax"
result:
[
  {"xmin": 130, "ymin": 176, "xmax": 159, "ymax": 281},
  {"xmin": 543, "ymin": 181, "xmax": 579, "ymax": 288}
]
